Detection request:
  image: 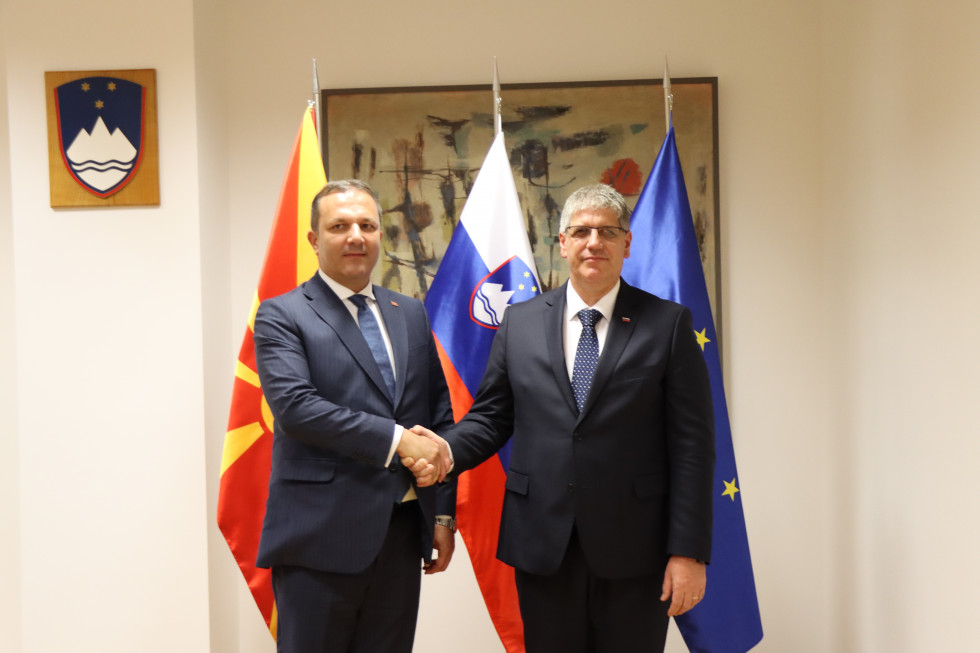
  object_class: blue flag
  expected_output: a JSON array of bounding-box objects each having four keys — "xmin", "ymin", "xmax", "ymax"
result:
[{"xmin": 621, "ymin": 127, "xmax": 763, "ymax": 653}]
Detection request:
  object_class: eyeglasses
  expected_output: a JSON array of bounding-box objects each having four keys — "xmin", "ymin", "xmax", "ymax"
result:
[{"xmin": 564, "ymin": 225, "xmax": 628, "ymax": 241}]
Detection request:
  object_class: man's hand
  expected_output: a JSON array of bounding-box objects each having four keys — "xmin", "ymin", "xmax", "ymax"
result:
[
  {"xmin": 396, "ymin": 429, "xmax": 442, "ymax": 487},
  {"xmin": 399, "ymin": 426, "xmax": 452, "ymax": 486},
  {"xmin": 423, "ymin": 524, "xmax": 455, "ymax": 574},
  {"xmin": 660, "ymin": 555, "xmax": 707, "ymax": 616},
  {"xmin": 412, "ymin": 425, "xmax": 452, "ymax": 473}
]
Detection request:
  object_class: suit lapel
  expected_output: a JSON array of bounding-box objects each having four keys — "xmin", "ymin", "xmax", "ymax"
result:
[
  {"xmin": 374, "ymin": 286, "xmax": 407, "ymax": 407},
  {"xmin": 544, "ymin": 284, "xmax": 579, "ymax": 416},
  {"xmin": 303, "ymin": 274, "xmax": 394, "ymax": 405}
]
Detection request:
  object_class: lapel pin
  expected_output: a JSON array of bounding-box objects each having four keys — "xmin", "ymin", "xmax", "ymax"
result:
[
  {"xmin": 621, "ymin": 316, "xmax": 631, "ymax": 323},
  {"xmin": 390, "ymin": 300, "xmax": 399, "ymax": 307}
]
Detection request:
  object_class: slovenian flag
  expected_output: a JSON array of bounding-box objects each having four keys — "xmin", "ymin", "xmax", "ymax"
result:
[{"xmin": 425, "ymin": 131, "xmax": 540, "ymax": 653}]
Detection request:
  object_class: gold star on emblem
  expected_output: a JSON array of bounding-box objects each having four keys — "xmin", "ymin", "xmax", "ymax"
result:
[
  {"xmin": 81, "ymin": 82, "xmax": 90, "ymax": 92},
  {"xmin": 107, "ymin": 82, "xmax": 117, "ymax": 91},
  {"xmin": 722, "ymin": 478, "xmax": 740, "ymax": 501},
  {"xmin": 95, "ymin": 100, "xmax": 104, "ymax": 109},
  {"xmin": 695, "ymin": 327, "xmax": 711, "ymax": 351}
]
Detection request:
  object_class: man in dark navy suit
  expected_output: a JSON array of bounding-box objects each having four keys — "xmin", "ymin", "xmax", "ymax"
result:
[
  {"xmin": 254, "ymin": 179, "xmax": 456, "ymax": 653},
  {"xmin": 411, "ymin": 183, "xmax": 716, "ymax": 652}
]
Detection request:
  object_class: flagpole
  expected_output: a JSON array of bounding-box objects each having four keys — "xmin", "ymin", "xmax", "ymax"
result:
[
  {"xmin": 492, "ymin": 56, "xmax": 502, "ymax": 136},
  {"xmin": 312, "ymin": 58, "xmax": 322, "ymax": 136},
  {"xmin": 663, "ymin": 58, "xmax": 673, "ymax": 132}
]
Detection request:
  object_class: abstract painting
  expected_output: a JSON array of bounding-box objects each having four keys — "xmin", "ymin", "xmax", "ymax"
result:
[{"xmin": 322, "ymin": 78, "xmax": 720, "ymax": 326}]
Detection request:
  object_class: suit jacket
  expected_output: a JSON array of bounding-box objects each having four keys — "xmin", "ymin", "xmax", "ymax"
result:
[
  {"xmin": 253, "ymin": 273, "xmax": 455, "ymax": 573},
  {"xmin": 446, "ymin": 280, "xmax": 715, "ymax": 578}
]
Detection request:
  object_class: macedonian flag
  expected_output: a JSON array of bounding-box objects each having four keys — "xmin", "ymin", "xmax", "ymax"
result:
[{"xmin": 217, "ymin": 107, "xmax": 326, "ymax": 637}]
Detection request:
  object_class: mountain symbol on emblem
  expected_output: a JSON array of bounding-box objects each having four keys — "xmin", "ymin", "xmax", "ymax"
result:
[
  {"xmin": 54, "ymin": 75, "xmax": 145, "ymax": 197},
  {"xmin": 65, "ymin": 116, "xmax": 138, "ymax": 193}
]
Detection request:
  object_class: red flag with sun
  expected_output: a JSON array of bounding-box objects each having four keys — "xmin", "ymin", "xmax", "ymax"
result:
[{"xmin": 217, "ymin": 107, "xmax": 326, "ymax": 638}]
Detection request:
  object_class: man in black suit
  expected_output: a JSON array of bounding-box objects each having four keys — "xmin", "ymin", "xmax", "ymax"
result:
[
  {"xmin": 411, "ymin": 183, "xmax": 715, "ymax": 652},
  {"xmin": 253, "ymin": 179, "xmax": 456, "ymax": 653}
]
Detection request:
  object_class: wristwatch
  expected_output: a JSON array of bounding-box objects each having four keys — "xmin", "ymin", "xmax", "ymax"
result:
[{"xmin": 434, "ymin": 516, "xmax": 456, "ymax": 532}]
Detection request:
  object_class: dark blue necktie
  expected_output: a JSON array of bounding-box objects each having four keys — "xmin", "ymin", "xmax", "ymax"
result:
[
  {"xmin": 571, "ymin": 308, "xmax": 602, "ymax": 412},
  {"xmin": 349, "ymin": 294, "xmax": 396, "ymax": 398}
]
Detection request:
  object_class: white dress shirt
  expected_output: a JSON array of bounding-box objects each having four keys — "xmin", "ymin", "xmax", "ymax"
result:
[{"xmin": 563, "ymin": 280, "xmax": 621, "ymax": 380}]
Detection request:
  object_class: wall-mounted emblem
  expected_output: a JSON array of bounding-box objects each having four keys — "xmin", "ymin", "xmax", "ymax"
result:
[{"xmin": 45, "ymin": 69, "xmax": 159, "ymax": 207}]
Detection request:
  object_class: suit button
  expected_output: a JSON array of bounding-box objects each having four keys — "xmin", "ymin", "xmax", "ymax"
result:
[
  {"xmin": 573, "ymin": 431, "xmax": 582, "ymax": 441},
  {"xmin": 389, "ymin": 465, "xmax": 398, "ymax": 472},
  {"xmin": 567, "ymin": 483, "xmax": 575, "ymax": 493}
]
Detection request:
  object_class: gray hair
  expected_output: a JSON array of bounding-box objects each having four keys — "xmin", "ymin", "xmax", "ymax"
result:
[
  {"xmin": 558, "ymin": 183, "xmax": 631, "ymax": 233},
  {"xmin": 310, "ymin": 179, "xmax": 383, "ymax": 230}
]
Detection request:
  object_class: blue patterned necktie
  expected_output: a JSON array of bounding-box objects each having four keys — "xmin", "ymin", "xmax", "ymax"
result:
[
  {"xmin": 571, "ymin": 308, "xmax": 602, "ymax": 412},
  {"xmin": 348, "ymin": 294, "xmax": 396, "ymax": 398}
]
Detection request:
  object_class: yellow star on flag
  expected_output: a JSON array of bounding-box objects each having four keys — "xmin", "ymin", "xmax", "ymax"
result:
[
  {"xmin": 108, "ymin": 82, "xmax": 117, "ymax": 91},
  {"xmin": 95, "ymin": 100, "xmax": 104, "ymax": 109},
  {"xmin": 524, "ymin": 271, "xmax": 530, "ymax": 278},
  {"xmin": 518, "ymin": 284, "xmax": 525, "ymax": 290},
  {"xmin": 722, "ymin": 477, "xmax": 740, "ymax": 501},
  {"xmin": 695, "ymin": 327, "xmax": 711, "ymax": 351}
]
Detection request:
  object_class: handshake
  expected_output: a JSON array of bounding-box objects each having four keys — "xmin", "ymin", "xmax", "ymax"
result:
[{"xmin": 396, "ymin": 426, "xmax": 451, "ymax": 487}]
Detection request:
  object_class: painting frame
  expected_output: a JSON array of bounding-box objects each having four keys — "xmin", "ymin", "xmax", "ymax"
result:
[{"xmin": 322, "ymin": 77, "xmax": 721, "ymax": 340}]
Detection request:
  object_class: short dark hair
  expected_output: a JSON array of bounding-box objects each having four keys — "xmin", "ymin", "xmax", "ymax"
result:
[{"xmin": 310, "ymin": 179, "xmax": 383, "ymax": 231}]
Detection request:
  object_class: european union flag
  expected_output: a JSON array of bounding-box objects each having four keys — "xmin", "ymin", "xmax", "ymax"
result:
[{"xmin": 621, "ymin": 127, "xmax": 763, "ymax": 652}]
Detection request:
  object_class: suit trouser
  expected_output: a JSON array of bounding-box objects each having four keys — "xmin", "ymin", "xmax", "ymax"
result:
[
  {"xmin": 514, "ymin": 526, "xmax": 670, "ymax": 653},
  {"xmin": 271, "ymin": 501, "xmax": 423, "ymax": 653}
]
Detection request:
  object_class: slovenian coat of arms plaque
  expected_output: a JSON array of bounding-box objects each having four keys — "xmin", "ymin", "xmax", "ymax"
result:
[{"xmin": 45, "ymin": 68, "xmax": 159, "ymax": 207}]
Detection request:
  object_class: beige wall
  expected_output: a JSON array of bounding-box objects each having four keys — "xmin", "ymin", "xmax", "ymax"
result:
[
  {"xmin": 2, "ymin": 0, "xmax": 212, "ymax": 651},
  {"xmin": 0, "ymin": 1, "xmax": 24, "ymax": 650},
  {"xmin": 821, "ymin": 1, "xmax": 980, "ymax": 650},
  {"xmin": 3, "ymin": 0, "xmax": 979, "ymax": 651}
]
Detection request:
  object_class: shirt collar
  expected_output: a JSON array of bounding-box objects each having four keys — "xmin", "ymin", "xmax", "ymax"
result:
[
  {"xmin": 318, "ymin": 269, "xmax": 376, "ymax": 303},
  {"xmin": 565, "ymin": 279, "xmax": 620, "ymax": 322}
]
